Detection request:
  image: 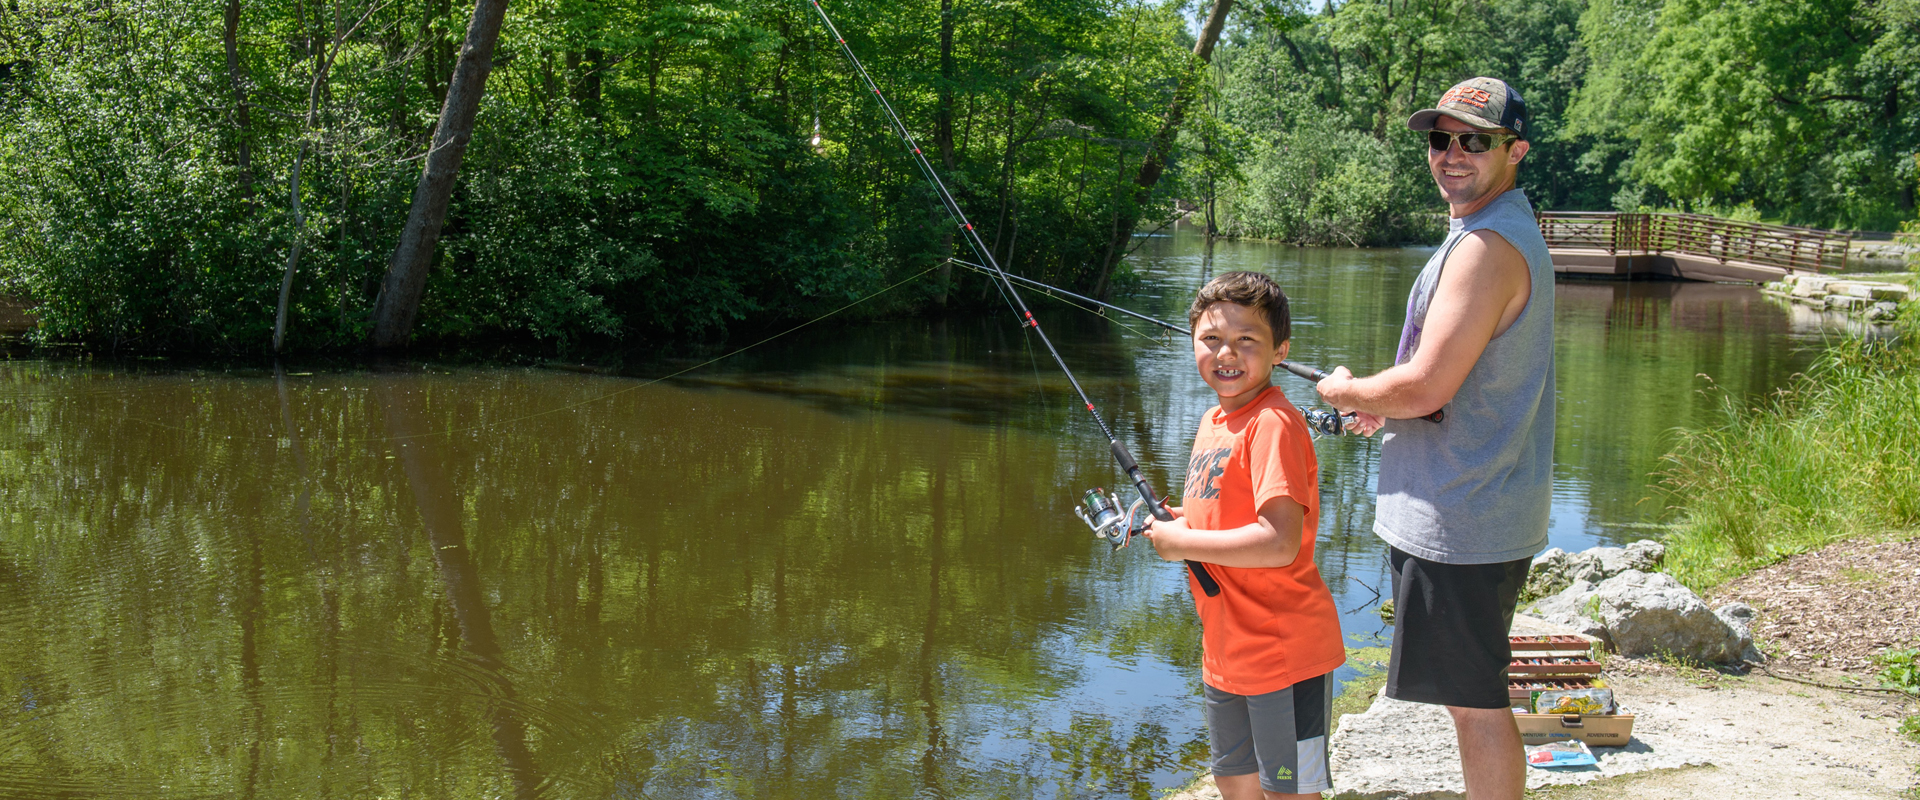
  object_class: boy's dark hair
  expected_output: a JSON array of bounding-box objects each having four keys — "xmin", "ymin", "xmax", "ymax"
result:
[{"xmin": 1188, "ymin": 271, "xmax": 1291, "ymax": 343}]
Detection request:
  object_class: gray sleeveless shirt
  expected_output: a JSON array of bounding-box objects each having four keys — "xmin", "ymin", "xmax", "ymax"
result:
[{"xmin": 1374, "ymin": 189, "xmax": 1554, "ymax": 565}]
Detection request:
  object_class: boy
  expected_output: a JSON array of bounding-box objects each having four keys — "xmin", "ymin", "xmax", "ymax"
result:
[{"xmin": 1143, "ymin": 271, "xmax": 1346, "ymax": 800}]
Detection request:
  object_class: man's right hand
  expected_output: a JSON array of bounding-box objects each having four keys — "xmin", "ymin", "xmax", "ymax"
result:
[
  {"xmin": 1345, "ymin": 411, "xmax": 1385, "ymax": 437},
  {"xmin": 1317, "ymin": 366, "xmax": 1387, "ymax": 436}
]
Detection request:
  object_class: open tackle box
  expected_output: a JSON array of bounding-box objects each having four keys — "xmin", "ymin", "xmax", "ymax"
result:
[{"xmin": 1506, "ymin": 634, "xmax": 1636, "ymax": 747}]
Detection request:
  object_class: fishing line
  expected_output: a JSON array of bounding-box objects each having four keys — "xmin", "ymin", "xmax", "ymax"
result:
[
  {"xmin": 804, "ymin": 0, "xmax": 1223, "ymax": 596},
  {"xmin": 950, "ymin": 257, "xmax": 1445, "ymax": 425}
]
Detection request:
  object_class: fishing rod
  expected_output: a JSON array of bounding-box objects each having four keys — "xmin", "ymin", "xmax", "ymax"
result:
[
  {"xmin": 946, "ymin": 258, "xmax": 1447, "ymax": 430},
  {"xmin": 804, "ymin": 0, "xmax": 1221, "ymax": 596}
]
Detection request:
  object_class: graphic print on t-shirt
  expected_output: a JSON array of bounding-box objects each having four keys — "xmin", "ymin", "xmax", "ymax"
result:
[{"xmin": 1185, "ymin": 446, "xmax": 1232, "ymax": 499}]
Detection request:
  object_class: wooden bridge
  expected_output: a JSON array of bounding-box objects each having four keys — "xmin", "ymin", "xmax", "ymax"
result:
[{"xmin": 1538, "ymin": 212, "xmax": 1853, "ymax": 283}]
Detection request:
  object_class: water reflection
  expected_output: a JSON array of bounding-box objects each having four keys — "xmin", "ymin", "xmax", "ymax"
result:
[{"xmin": 379, "ymin": 379, "xmax": 545, "ymax": 799}]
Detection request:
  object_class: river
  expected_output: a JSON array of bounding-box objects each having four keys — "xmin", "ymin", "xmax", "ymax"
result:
[{"xmin": 0, "ymin": 227, "xmax": 1846, "ymax": 798}]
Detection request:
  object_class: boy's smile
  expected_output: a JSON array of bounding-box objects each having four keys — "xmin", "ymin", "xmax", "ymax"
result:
[{"xmin": 1192, "ymin": 301, "xmax": 1289, "ymax": 413}]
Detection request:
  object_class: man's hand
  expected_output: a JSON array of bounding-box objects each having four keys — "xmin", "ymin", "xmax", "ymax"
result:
[{"xmin": 1345, "ymin": 411, "xmax": 1385, "ymax": 437}]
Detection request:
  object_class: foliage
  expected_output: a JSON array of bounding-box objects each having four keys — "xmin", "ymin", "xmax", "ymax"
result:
[
  {"xmin": 1569, "ymin": 0, "xmax": 1920, "ymax": 229},
  {"xmin": 1878, "ymin": 647, "xmax": 1920, "ymax": 694},
  {"xmin": 1876, "ymin": 647, "xmax": 1920, "ymax": 745},
  {"xmin": 1225, "ymin": 117, "xmax": 1404, "ymax": 245},
  {"xmin": 4, "ymin": 0, "xmax": 1919, "ymax": 353},
  {"xmin": 1658, "ymin": 321, "xmax": 1920, "ymax": 590},
  {"xmin": 1207, "ymin": 0, "xmax": 1600, "ymax": 244},
  {"xmin": 0, "ymin": 0, "xmax": 1199, "ymax": 351}
]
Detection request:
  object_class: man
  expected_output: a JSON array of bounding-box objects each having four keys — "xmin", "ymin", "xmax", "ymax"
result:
[{"xmin": 1315, "ymin": 77, "xmax": 1555, "ymax": 800}]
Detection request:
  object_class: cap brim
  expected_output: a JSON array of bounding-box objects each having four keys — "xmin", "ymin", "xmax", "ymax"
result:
[{"xmin": 1406, "ymin": 108, "xmax": 1503, "ymax": 132}]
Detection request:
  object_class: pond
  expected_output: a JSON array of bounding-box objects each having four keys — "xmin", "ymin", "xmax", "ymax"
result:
[{"xmin": 0, "ymin": 226, "xmax": 1845, "ymax": 798}]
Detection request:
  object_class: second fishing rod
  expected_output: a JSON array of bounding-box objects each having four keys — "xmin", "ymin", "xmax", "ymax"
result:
[{"xmin": 803, "ymin": 0, "xmax": 1222, "ymax": 596}]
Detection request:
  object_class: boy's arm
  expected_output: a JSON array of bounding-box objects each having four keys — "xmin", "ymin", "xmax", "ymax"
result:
[{"xmin": 1142, "ymin": 495, "xmax": 1305, "ymax": 568}]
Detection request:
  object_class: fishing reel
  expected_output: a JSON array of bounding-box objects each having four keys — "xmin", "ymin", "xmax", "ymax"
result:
[
  {"xmin": 1303, "ymin": 407, "xmax": 1353, "ymax": 436},
  {"xmin": 1075, "ymin": 488, "xmax": 1155, "ymax": 551}
]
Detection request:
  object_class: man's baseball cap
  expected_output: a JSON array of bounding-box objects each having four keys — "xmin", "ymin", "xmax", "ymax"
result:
[{"xmin": 1406, "ymin": 77, "xmax": 1529, "ymax": 139}]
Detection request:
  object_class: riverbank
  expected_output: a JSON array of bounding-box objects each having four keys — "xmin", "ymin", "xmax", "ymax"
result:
[{"xmin": 1658, "ymin": 299, "xmax": 1918, "ymax": 592}]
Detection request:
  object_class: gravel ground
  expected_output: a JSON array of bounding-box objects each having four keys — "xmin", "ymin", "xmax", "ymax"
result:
[{"xmin": 1712, "ymin": 536, "xmax": 1920, "ymax": 672}]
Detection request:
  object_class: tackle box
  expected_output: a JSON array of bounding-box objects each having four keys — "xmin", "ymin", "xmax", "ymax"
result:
[
  {"xmin": 1504, "ymin": 634, "xmax": 1635, "ymax": 746},
  {"xmin": 1514, "ymin": 710, "xmax": 1637, "ymax": 747}
]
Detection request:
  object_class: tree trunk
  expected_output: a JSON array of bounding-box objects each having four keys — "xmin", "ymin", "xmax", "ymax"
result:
[
  {"xmin": 1091, "ymin": 0, "xmax": 1232, "ymax": 299},
  {"xmin": 223, "ymin": 0, "xmax": 256, "ymax": 203},
  {"xmin": 276, "ymin": 0, "xmax": 374, "ymax": 352},
  {"xmin": 370, "ymin": 0, "xmax": 512, "ymax": 348}
]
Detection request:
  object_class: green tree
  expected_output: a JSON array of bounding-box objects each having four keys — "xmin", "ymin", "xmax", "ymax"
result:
[{"xmin": 1575, "ymin": 0, "xmax": 1920, "ymax": 227}]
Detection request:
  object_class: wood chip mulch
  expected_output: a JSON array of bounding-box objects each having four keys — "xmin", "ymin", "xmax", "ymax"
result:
[{"xmin": 1711, "ymin": 537, "xmax": 1920, "ymax": 673}]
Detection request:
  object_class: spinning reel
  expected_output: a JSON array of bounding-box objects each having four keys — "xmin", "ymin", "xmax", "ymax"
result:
[
  {"xmin": 1076, "ymin": 409, "xmax": 1351, "ymax": 550},
  {"xmin": 1074, "ymin": 488, "xmax": 1156, "ymax": 551},
  {"xmin": 1302, "ymin": 407, "xmax": 1354, "ymax": 436}
]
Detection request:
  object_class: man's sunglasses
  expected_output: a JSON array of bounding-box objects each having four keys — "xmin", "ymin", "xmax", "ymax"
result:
[{"xmin": 1427, "ymin": 130, "xmax": 1516, "ymax": 154}]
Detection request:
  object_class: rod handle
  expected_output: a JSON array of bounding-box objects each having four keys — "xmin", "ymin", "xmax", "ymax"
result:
[
  {"xmin": 1111, "ymin": 441, "xmax": 1222, "ymax": 598},
  {"xmin": 1279, "ymin": 360, "xmax": 1327, "ymax": 382},
  {"xmin": 1283, "ymin": 361, "xmax": 1444, "ymax": 424}
]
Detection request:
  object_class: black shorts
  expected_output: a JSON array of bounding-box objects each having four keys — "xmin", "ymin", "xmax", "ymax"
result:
[{"xmin": 1385, "ymin": 546, "xmax": 1532, "ymax": 709}]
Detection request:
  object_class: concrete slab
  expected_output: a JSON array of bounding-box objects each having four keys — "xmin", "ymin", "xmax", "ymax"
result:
[{"xmin": 1327, "ymin": 614, "xmax": 1704, "ymax": 800}]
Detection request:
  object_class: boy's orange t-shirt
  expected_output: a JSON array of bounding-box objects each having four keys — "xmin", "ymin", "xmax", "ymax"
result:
[{"xmin": 1181, "ymin": 385, "xmax": 1345, "ymax": 696}]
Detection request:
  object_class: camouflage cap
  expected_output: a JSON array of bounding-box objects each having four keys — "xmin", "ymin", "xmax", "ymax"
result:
[{"xmin": 1406, "ymin": 77, "xmax": 1530, "ymax": 139}]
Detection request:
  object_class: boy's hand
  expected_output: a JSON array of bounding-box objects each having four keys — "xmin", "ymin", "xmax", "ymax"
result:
[{"xmin": 1141, "ymin": 514, "xmax": 1190, "ymax": 562}]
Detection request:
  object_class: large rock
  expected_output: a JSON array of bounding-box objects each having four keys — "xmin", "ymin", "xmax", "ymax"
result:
[
  {"xmin": 1523, "ymin": 539, "xmax": 1665, "ymax": 601},
  {"xmin": 1530, "ymin": 578, "xmax": 1610, "ymax": 640},
  {"xmin": 1791, "ymin": 276, "xmax": 1833, "ymax": 298},
  {"xmin": 1715, "ymin": 601, "xmax": 1766, "ymax": 664},
  {"xmin": 1530, "ymin": 570, "xmax": 1750, "ymax": 664}
]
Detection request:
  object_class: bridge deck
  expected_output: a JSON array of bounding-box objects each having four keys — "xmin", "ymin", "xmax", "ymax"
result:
[
  {"xmin": 1538, "ymin": 212, "xmax": 1849, "ymax": 283},
  {"xmin": 1548, "ymin": 248, "xmax": 1789, "ymax": 283}
]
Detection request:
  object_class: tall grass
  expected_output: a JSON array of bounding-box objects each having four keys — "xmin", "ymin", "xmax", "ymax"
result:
[{"xmin": 1659, "ymin": 303, "xmax": 1920, "ymax": 591}]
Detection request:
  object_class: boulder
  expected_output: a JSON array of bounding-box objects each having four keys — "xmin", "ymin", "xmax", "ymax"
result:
[
  {"xmin": 1867, "ymin": 283, "xmax": 1911, "ymax": 301},
  {"xmin": 1825, "ymin": 294, "xmax": 1870, "ymax": 310},
  {"xmin": 1523, "ymin": 540, "xmax": 1664, "ymax": 600},
  {"xmin": 1530, "ymin": 580, "xmax": 1610, "ymax": 642},
  {"xmin": 1867, "ymin": 302, "xmax": 1900, "ymax": 322},
  {"xmin": 1715, "ymin": 602, "xmax": 1766, "ymax": 664},
  {"xmin": 1533, "ymin": 570, "xmax": 1750, "ymax": 664},
  {"xmin": 1831, "ymin": 281, "xmax": 1872, "ymax": 298},
  {"xmin": 1791, "ymin": 276, "xmax": 1832, "ymax": 298}
]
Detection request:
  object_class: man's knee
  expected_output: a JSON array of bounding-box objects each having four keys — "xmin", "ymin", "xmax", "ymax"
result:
[{"xmin": 1445, "ymin": 704, "xmax": 1521, "ymax": 732}]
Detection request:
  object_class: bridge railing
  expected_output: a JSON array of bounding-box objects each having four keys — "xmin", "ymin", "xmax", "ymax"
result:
[{"xmin": 1537, "ymin": 211, "xmax": 1851, "ymax": 272}]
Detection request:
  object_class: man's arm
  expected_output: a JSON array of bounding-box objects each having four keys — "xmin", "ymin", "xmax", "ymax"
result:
[
  {"xmin": 1142, "ymin": 495, "xmax": 1305, "ymax": 568},
  {"xmin": 1316, "ymin": 230, "xmax": 1531, "ymax": 419}
]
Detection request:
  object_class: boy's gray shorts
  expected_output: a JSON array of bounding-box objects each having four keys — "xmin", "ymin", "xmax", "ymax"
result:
[{"xmin": 1204, "ymin": 674, "xmax": 1333, "ymax": 795}]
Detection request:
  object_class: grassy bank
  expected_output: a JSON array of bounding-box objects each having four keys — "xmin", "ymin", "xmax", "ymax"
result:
[{"xmin": 1659, "ymin": 296, "xmax": 1920, "ymax": 591}]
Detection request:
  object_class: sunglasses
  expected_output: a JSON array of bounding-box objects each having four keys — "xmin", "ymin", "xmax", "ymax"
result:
[{"xmin": 1427, "ymin": 129, "xmax": 1516, "ymax": 154}]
